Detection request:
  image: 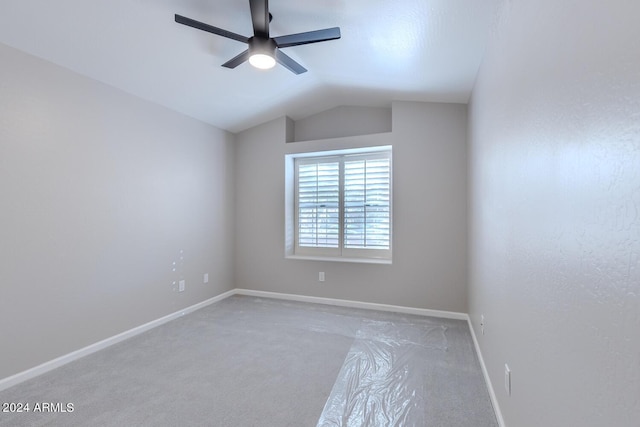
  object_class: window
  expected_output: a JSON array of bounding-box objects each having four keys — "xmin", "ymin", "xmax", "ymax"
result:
[{"xmin": 286, "ymin": 146, "xmax": 392, "ymax": 262}]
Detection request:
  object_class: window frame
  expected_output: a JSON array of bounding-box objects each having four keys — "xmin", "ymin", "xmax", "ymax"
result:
[{"xmin": 285, "ymin": 146, "xmax": 392, "ymax": 264}]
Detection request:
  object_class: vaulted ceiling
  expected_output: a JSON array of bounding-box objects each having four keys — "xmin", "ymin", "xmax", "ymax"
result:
[{"xmin": 0, "ymin": 0, "xmax": 500, "ymax": 133}]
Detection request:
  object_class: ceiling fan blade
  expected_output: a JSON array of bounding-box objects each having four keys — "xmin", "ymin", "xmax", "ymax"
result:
[
  {"xmin": 273, "ymin": 27, "xmax": 341, "ymax": 48},
  {"xmin": 275, "ymin": 50, "xmax": 307, "ymax": 74},
  {"xmin": 249, "ymin": 0, "xmax": 270, "ymax": 38},
  {"xmin": 222, "ymin": 50, "xmax": 250, "ymax": 69},
  {"xmin": 175, "ymin": 14, "xmax": 249, "ymax": 44}
]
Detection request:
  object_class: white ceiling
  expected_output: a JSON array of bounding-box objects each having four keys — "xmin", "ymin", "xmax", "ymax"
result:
[{"xmin": 0, "ymin": 0, "xmax": 499, "ymax": 133}]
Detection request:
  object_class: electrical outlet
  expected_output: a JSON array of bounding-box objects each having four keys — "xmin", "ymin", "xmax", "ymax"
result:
[
  {"xmin": 179, "ymin": 280, "xmax": 185, "ymax": 292},
  {"xmin": 481, "ymin": 315, "xmax": 485, "ymax": 335},
  {"xmin": 203, "ymin": 273, "xmax": 209, "ymax": 283},
  {"xmin": 319, "ymin": 272, "xmax": 325, "ymax": 282},
  {"xmin": 504, "ymin": 364, "xmax": 511, "ymax": 395}
]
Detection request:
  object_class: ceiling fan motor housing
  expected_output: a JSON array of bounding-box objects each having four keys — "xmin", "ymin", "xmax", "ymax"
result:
[{"xmin": 249, "ymin": 37, "xmax": 277, "ymax": 57}]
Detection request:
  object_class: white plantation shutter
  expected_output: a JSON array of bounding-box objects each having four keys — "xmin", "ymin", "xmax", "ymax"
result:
[
  {"xmin": 294, "ymin": 148, "xmax": 391, "ymax": 260},
  {"xmin": 297, "ymin": 160, "xmax": 340, "ymax": 249},
  {"xmin": 343, "ymin": 154, "xmax": 391, "ymax": 251}
]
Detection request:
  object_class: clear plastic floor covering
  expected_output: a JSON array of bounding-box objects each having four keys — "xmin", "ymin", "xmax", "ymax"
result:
[{"xmin": 317, "ymin": 318, "xmax": 448, "ymax": 426}]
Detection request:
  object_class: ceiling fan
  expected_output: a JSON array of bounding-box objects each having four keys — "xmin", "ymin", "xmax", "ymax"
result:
[{"xmin": 175, "ymin": 0, "xmax": 341, "ymax": 74}]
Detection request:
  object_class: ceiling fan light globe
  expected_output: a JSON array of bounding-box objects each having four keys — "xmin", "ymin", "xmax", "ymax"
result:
[{"xmin": 249, "ymin": 53, "xmax": 276, "ymax": 70}]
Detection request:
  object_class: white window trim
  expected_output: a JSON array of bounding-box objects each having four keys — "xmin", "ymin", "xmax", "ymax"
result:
[{"xmin": 285, "ymin": 146, "xmax": 392, "ymax": 264}]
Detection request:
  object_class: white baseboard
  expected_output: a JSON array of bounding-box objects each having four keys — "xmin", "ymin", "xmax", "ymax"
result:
[
  {"xmin": 467, "ymin": 316, "xmax": 506, "ymax": 427},
  {"xmin": 0, "ymin": 289, "xmax": 236, "ymax": 392},
  {"xmin": 234, "ymin": 288, "xmax": 468, "ymax": 320}
]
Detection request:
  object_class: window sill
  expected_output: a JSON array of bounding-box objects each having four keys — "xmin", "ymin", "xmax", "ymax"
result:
[{"xmin": 285, "ymin": 255, "xmax": 392, "ymax": 265}]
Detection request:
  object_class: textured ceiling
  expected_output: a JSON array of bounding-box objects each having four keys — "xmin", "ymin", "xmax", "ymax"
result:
[{"xmin": 0, "ymin": 0, "xmax": 499, "ymax": 133}]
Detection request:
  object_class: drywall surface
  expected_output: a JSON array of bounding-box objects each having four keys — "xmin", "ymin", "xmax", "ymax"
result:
[
  {"xmin": 0, "ymin": 43, "xmax": 235, "ymax": 380},
  {"xmin": 235, "ymin": 101, "xmax": 468, "ymax": 312},
  {"xmin": 468, "ymin": 1, "xmax": 640, "ymax": 426},
  {"xmin": 293, "ymin": 106, "xmax": 392, "ymax": 142}
]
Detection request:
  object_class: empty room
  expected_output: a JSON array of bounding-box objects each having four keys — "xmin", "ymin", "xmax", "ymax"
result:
[{"xmin": 0, "ymin": 0, "xmax": 638, "ymax": 426}]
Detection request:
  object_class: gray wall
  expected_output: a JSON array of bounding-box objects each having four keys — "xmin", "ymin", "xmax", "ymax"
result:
[
  {"xmin": 0, "ymin": 43, "xmax": 235, "ymax": 379},
  {"xmin": 235, "ymin": 101, "xmax": 468, "ymax": 312},
  {"xmin": 293, "ymin": 106, "xmax": 392, "ymax": 142},
  {"xmin": 468, "ymin": 1, "xmax": 640, "ymax": 426}
]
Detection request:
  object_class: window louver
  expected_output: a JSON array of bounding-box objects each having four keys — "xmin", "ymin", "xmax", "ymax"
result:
[
  {"xmin": 297, "ymin": 161, "xmax": 340, "ymax": 248},
  {"xmin": 344, "ymin": 158, "xmax": 391, "ymax": 250}
]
